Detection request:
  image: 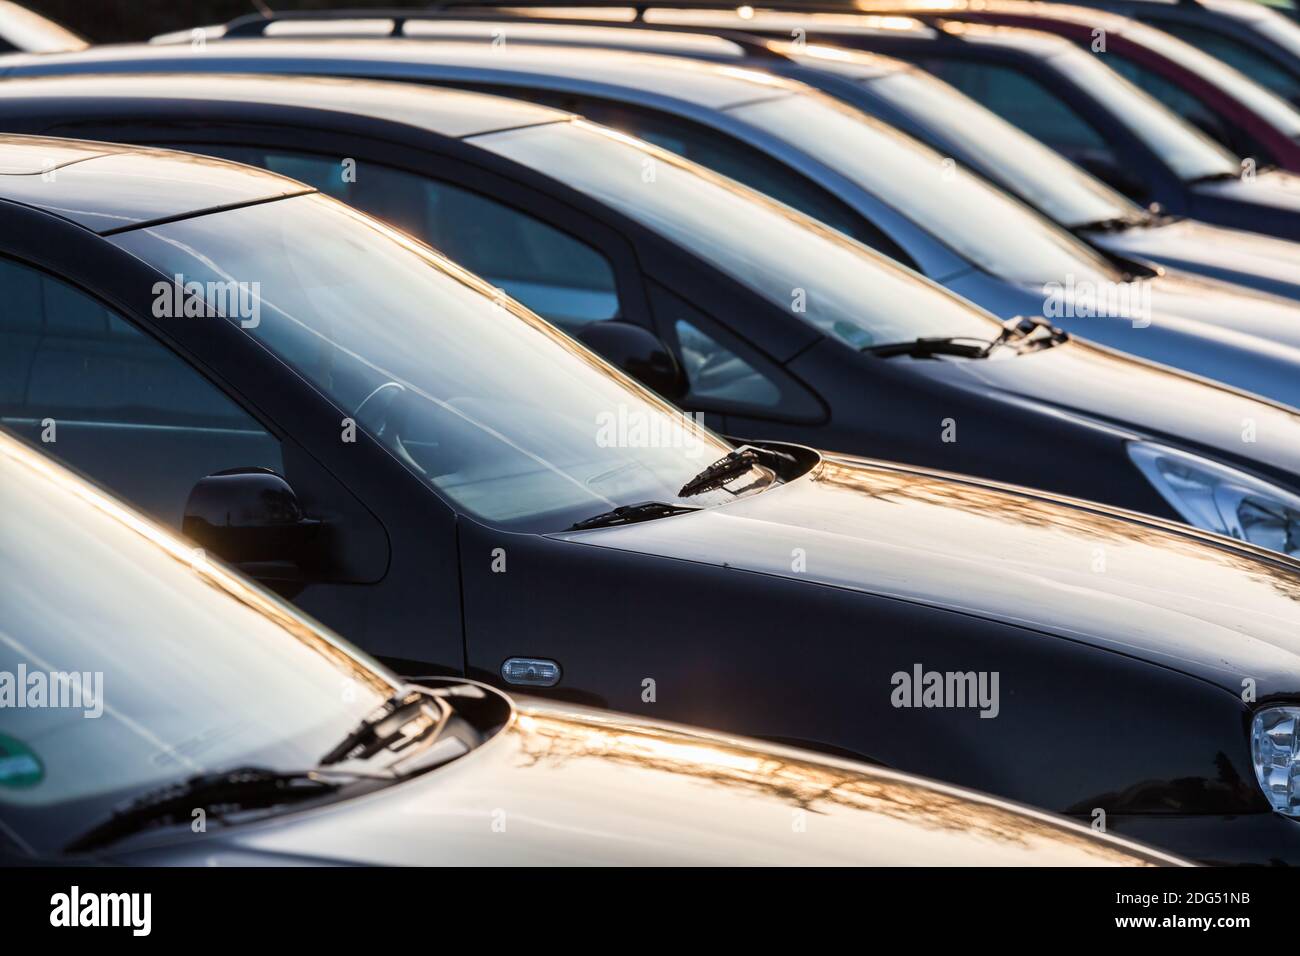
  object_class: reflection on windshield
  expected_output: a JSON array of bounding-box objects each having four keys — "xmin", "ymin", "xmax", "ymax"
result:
[
  {"xmin": 1046, "ymin": 45, "xmax": 1242, "ymax": 182},
  {"xmin": 1125, "ymin": 17, "xmax": 1300, "ymax": 137},
  {"xmin": 1252, "ymin": 4, "xmax": 1300, "ymax": 61},
  {"xmin": 864, "ymin": 68, "xmax": 1140, "ymax": 228},
  {"xmin": 112, "ymin": 194, "xmax": 737, "ymax": 531},
  {"xmin": 473, "ymin": 119, "xmax": 1000, "ymax": 349},
  {"xmin": 727, "ymin": 91, "xmax": 1123, "ymax": 283},
  {"xmin": 0, "ymin": 431, "xmax": 397, "ymax": 855}
]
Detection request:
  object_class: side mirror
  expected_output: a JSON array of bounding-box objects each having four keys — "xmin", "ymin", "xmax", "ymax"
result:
[
  {"xmin": 576, "ymin": 320, "xmax": 688, "ymax": 402},
  {"xmin": 183, "ymin": 468, "xmax": 322, "ymax": 581}
]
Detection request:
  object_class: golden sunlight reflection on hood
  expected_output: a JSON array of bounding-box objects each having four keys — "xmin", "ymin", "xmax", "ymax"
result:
[{"xmin": 510, "ymin": 706, "xmax": 1175, "ymax": 865}]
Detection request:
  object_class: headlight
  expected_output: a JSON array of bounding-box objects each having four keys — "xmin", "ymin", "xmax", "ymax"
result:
[
  {"xmin": 1127, "ymin": 441, "xmax": 1300, "ymax": 558},
  {"xmin": 1252, "ymin": 706, "xmax": 1300, "ymax": 815}
]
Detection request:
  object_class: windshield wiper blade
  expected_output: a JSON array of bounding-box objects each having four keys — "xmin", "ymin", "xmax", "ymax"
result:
[
  {"xmin": 864, "ymin": 335, "xmax": 994, "ymax": 359},
  {"xmin": 65, "ymin": 766, "xmax": 367, "ymax": 854},
  {"xmin": 981, "ymin": 315, "xmax": 1070, "ymax": 355},
  {"xmin": 1080, "ymin": 215, "xmax": 1148, "ymax": 232},
  {"xmin": 678, "ymin": 444, "xmax": 795, "ymax": 498},
  {"xmin": 319, "ymin": 688, "xmax": 449, "ymax": 766},
  {"xmin": 569, "ymin": 500, "xmax": 699, "ymax": 531}
]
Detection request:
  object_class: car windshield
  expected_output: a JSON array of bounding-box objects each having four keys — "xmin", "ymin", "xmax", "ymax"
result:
[
  {"xmin": 725, "ymin": 90, "xmax": 1124, "ymax": 283},
  {"xmin": 1046, "ymin": 44, "xmax": 1243, "ymax": 181},
  {"xmin": 471, "ymin": 119, "xmax": 1001, "ymax": 348},
  {"xmin": 1248, "ymin": 3, "xmax": 1300, "ymax": 62},
  {"xmin": 862, "ymin": 68, "xmax": 1142, "ymax": 229},
  {"xmin": 0, "ymin": 431, "xmax": 399, "ymax": 856},
  {"xmin": 111, "ymin": 193, "xmax": 738, "ymax": 532},
  {"xmin": 1124, "ymin": 17, "xmax": 1300, "ymax": 137}
]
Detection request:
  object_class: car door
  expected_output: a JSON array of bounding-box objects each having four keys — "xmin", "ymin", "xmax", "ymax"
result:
[{"xmin": 0, "ymin": 227, "xmax": 465, "ymax": 673}]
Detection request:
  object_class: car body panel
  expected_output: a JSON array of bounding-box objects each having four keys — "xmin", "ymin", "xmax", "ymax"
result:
[
  {"xmin": 557, "ymin": 453, "xmax": 1300, "ymax": 694},
  {"xmin": 0, "ymin": 0, "xmax": 84, "ymax": 54},
  {"xmin": 0, "ymin": 134, "xmax": 308, "ymax": 233},
  {"xmin": 1087, "ymin": 216, "xmax": 1300, "ymax": 301},
  {"xmin": 105, "ymin": 696, "xmax": 1184, "ymax": 866}
]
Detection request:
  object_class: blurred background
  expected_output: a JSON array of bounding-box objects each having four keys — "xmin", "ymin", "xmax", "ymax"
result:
[{"xmin": 24, "ymin": 1, "xmax": 413, "ymax": 43}]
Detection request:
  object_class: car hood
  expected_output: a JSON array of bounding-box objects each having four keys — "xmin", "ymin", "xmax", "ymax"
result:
[
  {"xmin": 109, "ymin": 697, "xmax": 1178, "ymax": 866},
  {"xmin": 1087, "ymin": 218, "xmax": 1300, "ymax": 302},
  {"xmin": 1143, "ymin": 270, "xmax": 1300, "ymax": 350},
  {"xmin": 912, "ymin": 339, "xmax": 1300, "ymax": 480},
  {"xmin": 1192, "ymin": 169, "xmax": 1300, "ymax": 213},
  {"xmin": 1004, "ymin": 269, "xmax": 1300, "ymax": 409},
  {"xmin": 557, "ymin": 452, "xmax": 1300, "ymax": 695}
]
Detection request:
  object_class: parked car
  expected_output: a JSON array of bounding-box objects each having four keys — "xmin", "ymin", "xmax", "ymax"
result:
[
  {"xmin": 1033, "ymin": 0, "xmax": 1300, "ymax": 106},
  {"xmin": 2, "ymin": 134, "xmax": 1300, "ymax": 864},
  {"xmin": 821, "ymin": 1, "xmax": 1300, "ymax": 171},
  {"xmin": 267, "ymin": 10, "xmax": 1300, "ymax": 303},
  {"xmin": 8, "ymin": 83, "xmax": 1300, "ymax": 542},
  {"xmin": 487, "ymin": 5, "xmax": 1300, "ymax": 241},
  {"xmin": 9, "ymin": 430, "xmax": 1185, "ymax": 866},
  {"xmin": 0, "ymin": 0, "xmax": 84, "ymax": 54},
  {"xmin": 9, "ymin": 56, "xmax": 1300, "ymax": 415}
]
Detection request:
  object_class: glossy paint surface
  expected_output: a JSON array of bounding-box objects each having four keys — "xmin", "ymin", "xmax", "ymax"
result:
[
  {"xmin": 112, "ymin": 697, "xmax": 1183, "ymax": 866},
  {"xmin": 562, "ymin": 453, "xmax": 1300, "ymax": 693},
  {"xmin": 0, "ymin": 37, "xmax": 802, "ymax": 110},
  {"xmin": 1089, "ymin": 217, "xmax": 1300, "ymax": 301},
  {"xmin": 0, "ymin": 429, "xmax": 1182, "ymax": 867},
  {"xmin": 0, "ymin": 136, "xmax": 307, "ymax": 232}
]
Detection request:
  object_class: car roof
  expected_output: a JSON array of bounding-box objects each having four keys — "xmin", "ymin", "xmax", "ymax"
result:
[
  {"xmin": 570, "ymin": 7, "xmax": 1085, "ymax": 56},
  {"xmin": 1042, "ymin": 0, "xmax": 1282, "ymax": 18},
  {"xmin": 0, "ymin": 70, "xmax": 572, "ymax": 139},
  {"xmin": 393, "ymin": 18, "xmax": 914, "ymax": 80},
  {"xmin": 0, "ymin": 133, "xmax": 310, "ymax": 234},
  {"xmin": 855, "ymin": 0, "xmax": 1155, "ymax": 35},
  {"xmin": 0, "ymin": 0, "xmax": 85, "ymax": 53},
  {"xmin": 0, "ymin": 38, "xmax": 813, "ymax": 110}
]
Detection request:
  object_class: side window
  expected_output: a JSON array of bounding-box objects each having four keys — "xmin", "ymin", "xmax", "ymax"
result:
[
  {"xmin": 1103, "ymin": 55, "xmax": 1236, "ymax": 150},
  {"xmin": 675, "ymin": 319, "xmax": 780, "ymax": 406},
  {"xmin": 920, "ymin": 59, "xmax": 1115, "ymax": 155},
  {"xmin": 1151, "ymin": 21, "xmax": 1300, "ymax": 105},
  {"xmin": 493, "ymin": 94, "xmax": 916, "ymax": 266},
  {"xmin": 648, "ymin": 284, "xmax": 820, "ymax": 420},
  {"xmin": 0, "ymin": 258, "xmax": 281, "ymax": 527},
  {"xmin": 185, "ymin": 144, "xmax": 621, "ymax": 334}
]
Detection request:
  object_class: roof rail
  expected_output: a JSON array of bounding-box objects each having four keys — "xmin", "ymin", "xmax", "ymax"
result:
[
  {"xmin": 219, "ymin": 5, "xmax": 806, "ymax": 60},
  {"xmin": 220, "ymin": 3, "xmax": 932, "ymax": 39}
]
